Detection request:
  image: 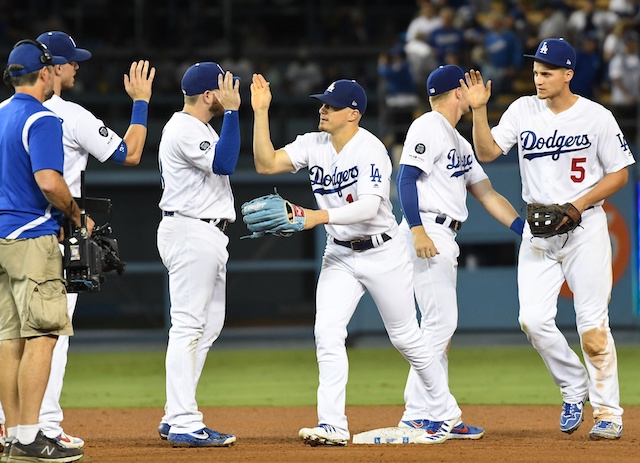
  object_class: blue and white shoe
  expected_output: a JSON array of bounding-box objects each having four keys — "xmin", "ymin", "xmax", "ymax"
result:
[
  {"xmin": 559, "ymin": 398, "xmax": 586, "ymax": 433},
  {"xmin": 398, "ymin": 419, "xmax": 431, "ymax": 430},
  {"xmin": 158, "ymin": 422, "xmax": 170, "ymax": 440},
  {"xmin": 398, "ymin": 419, "xmax": 484, "ymax": 440},
  {"xmin": 413, "ymin": 418, "xmax": 458, "ymax": 444},
  {"xmin": 589, "ymin": 421, "xmax": 622, "ymax": 440},
  {"xmin": 167, "ymin": 427, "xmax": 236, "ymax": 447}
]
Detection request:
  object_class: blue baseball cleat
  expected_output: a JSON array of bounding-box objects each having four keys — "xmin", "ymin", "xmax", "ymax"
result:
[
  {"xmin": 589, "ymin": 421, "xmax": 622, "ymax": 440},
  {"xmin": 158, "ymin": 422, "xmax": 170, "ymax": 440},
  {"xmin": 448, "ymin": 421, "xmax": 485, "ymax": 439},
  {"xmin": 559, "ymin": 398, "xmax": 586, "ymax": 433},
  {"xmin": 399, "ymin": 419, "xmax": 484, "ymax": 440},
  {"xmin": 167, "ymin": 427, "xmax": 236, "ymax": 447}
]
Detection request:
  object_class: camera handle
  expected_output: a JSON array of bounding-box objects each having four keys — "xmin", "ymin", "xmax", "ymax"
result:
[{"xmin": 79, "ymin": 171, "xmax": 88, "ymax": 238}]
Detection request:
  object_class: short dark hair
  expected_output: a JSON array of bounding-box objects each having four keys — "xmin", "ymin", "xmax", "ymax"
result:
[{"xmin": 6, "ymin": 64, "xmax": 40, "ymax": 86}]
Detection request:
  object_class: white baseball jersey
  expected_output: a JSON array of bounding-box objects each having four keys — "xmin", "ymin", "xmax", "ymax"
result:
[
  {"xmin": 491, "ymin": 96, "xmax": 635, "ymax": 204},
  {"xmin": 398, "ymin": 110, "xmax": 486, "ymax": 423},
  {"xmin": 493, "ymin": 94, "xmax": 634, "ymax": 425},
  {"xmin": 288, "ymin": 127, "xmax": 461, "ymax": 432},
  {"xmin": 399, "ymin": 111, "xmax": 488, "ymax": 221},
  {"xmin": 284, "ymin": 128, "xmax": 395, "ymax": 241},
  {"xmin": 157, "ymin": 110, "xmax": 235, "ymax": 433},
  {"xmin": 158, "ymin": 112, "xmax": 236, "ymax": 222},
  {"xmin": 44, "ymin": 94, "xmax": 123, "ymax": 196}
]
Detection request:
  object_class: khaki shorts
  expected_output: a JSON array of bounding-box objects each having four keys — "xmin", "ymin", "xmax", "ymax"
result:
[{"xmin": 0, "ymin": 234, "xmax": 72, "ymax": 340}]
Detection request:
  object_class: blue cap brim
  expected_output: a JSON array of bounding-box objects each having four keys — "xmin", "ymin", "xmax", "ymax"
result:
[
  {"xmin": 51, "ymin": 55, "xmax": 67, "ymax": 65},
  {"xmin": 523, "ymin": 54, "xmax": 572, "ymax": 69},
  {"xmin": 71, "ymin": 48, "xmax": 92, "ymax": 62},
  {"xmin": 310, "ymin": 93, "xmax": 349, "ymax": 109}
]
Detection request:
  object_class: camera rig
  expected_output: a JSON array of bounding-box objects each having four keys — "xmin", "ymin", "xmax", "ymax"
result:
[{"xmin": 63, "ymin": 195, "xmax": 126, "ymax": 293}]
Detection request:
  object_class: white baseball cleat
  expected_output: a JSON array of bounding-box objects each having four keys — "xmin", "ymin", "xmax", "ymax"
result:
[{"xmin": 299, "ymin": 424, "xmax": 349, "ymax": 446}]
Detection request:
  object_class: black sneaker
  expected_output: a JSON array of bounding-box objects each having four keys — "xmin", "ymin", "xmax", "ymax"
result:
[{"xmin": 9, "ymin": 431, "xmax": 83, "ymax": 462}]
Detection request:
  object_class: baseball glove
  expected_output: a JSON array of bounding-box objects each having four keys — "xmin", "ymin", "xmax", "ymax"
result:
[
  {"xmin": 526, "ymin": 203, "xmax": 582, "ymax": 238},
  {"xmin": 241, "ymin": 191, "xmax": 306, "ymax": 239}
]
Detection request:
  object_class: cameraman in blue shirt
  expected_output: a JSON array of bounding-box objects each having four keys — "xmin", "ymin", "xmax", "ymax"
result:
[{"xmin": 0, "ymin": 39, "xmax": 93, "ymax": 463}]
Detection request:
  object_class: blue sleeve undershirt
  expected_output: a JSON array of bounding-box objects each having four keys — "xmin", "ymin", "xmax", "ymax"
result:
[
  {"xmin": 109, "ymin": 100, "xmax": 148, "ymax": 165},
  {"xmin": 397, "ymin": 164, "xmax": 423, "ymax": 227},
  {"xmin": 108, "ymin": 141, "xmax": 128, "ymax": 165},
  {"xmin": 213, "ymin": 110, "xmax": 240, "ymax": 175}
]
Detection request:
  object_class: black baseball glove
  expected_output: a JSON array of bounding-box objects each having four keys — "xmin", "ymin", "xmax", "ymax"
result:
[{"xmin": 526, "ymin": 203, "xmax": 582, "ymax": 238}]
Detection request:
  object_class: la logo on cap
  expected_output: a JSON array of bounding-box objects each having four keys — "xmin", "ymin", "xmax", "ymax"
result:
[
  {"xmin": 326, "ymin": 82, "xmax": 336, "ymax": 92},
  {"xmin": 540, "ymin": 42, "xmax": 549, "ymax": 54}
]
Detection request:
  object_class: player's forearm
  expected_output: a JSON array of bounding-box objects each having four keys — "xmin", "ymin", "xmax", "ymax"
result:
[
  {"xmin": 213, "ymin": 110, "xmax": 240, "ymax": 175},
  {"xmin": 122, "ymin": 124, "xmax": 147, "ymax": 166},
  {"xmin": 253, "ymin": 109, "xmax": 278, "ymax": 174},
  {"xmin": 326, "ymin": 195, "xmax": 380, "ymax": 224},
  {"xmin": 34, "ymin": 170, "xmax": 82, "ymax": 227},
  {"xmin": 574, "ymin": 168, "xmax": 628, "ymax": 212},
  {"xmin": 302, "ymin": 209, "xmax": 329, "ymax": 230},
  {"xmin": 122, "ymin": 100, "xmax": 150, "ymax": 166},
  {"xmin": 471, "ymin": 179, "xmax": 521, "ymax": 230},
  {"xmin": 484, "ymin": 192, "xmax": 520, "ymax": 228},
  {"xmin": 471, "ymin": 107, "xmax": 502, "ymax": 162}
]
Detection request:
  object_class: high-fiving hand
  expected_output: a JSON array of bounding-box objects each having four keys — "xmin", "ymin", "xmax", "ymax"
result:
[{"xmin": 460, "ymin": 69, "xmax": 492, "ymax": 110}]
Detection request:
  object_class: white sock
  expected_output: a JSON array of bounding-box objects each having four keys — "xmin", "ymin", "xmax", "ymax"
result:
[
  {"xmin": 7, "ymin": 425, "xmax": 17, "ymax": 441},
  {"xmin": 17, "ymin": 424, "xmax": 39, "ymax": 445}
]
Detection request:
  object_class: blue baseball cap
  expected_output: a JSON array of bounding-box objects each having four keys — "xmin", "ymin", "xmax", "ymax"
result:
[
  {"xmin": 524, "ymin": 38, "xmax": 576, "ymax": 70},
  {"xmin": 36, "ymin": 31, "xmax": 92, "ymax": 62},
  {"xmin": 426, "ymin": 65, "xmax": 465, "ymax": 96},
  {"xmin": 6, "ymin": 40, "xmax": 67, "ymax": 77},
  {"xmin": 310, "ymin": 79, "xmax": 367, "ymax": 115},
  {"xmin": 181, "ymin": 62, "xmax": 226, "ymax": 96}
]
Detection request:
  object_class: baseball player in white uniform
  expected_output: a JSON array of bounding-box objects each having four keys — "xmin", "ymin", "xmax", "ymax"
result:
[
  {"xmin": 464, "ymin": 38, "xmax": 635, "ymax": 440},
  {"xmin": 250, "ymin": 74, "xmax": 462, "ymax": 446},
  {"xmin": 0, "ymin": 30, "xmax": 154, "ymax": 450},
  {"xmin": 396, "ymin": 65, "xmax": 523, "ymax": 439},
  {"xmin": 156, "ymin": 62, "xmax": 239, "ymax": 448}
]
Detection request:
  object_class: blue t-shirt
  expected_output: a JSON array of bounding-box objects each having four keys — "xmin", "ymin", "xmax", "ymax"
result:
[{"xmin": 0, "ymin": 93, "xmax": 65, "ymax": 239}]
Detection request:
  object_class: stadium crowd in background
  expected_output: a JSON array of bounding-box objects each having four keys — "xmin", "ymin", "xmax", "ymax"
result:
[{"xmin": 1, "ymin": 1, "xmax": 638, "ymax": 122}]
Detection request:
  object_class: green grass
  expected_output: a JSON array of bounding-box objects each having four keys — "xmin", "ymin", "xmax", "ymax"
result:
[{"xmin": 61, "ymin": 346, "xmax": 640, "ymax": 409}]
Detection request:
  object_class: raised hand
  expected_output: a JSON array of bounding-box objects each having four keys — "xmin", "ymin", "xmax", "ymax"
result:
[
  {"xmin": 124, "ymin": 60, "xmax": 155, "ymax": 102},
  {"xmin": 250, "ymin": 73, "xmax": 272, "ymax": 112},
  {"xmin": 215, "ymin": 71, "xmax": 241, "ymax": 111},
  {"xmin": 461, "ymin": 69, "xmax": 492, "ymax": 109}
]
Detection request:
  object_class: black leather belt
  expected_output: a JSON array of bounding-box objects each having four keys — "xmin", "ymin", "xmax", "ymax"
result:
[
  {"xmin": 333, "ymin": 233, "xmax": 391, "ymax": 251},
  {"xmin": 163, "ymin": 211, "xmax": 228, "ymax": 232},
  {"xmin": 435, "ymin": 214, "xmax": 462, "ymax": 231}
]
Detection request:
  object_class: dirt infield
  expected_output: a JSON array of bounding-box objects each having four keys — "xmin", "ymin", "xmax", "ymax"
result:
[{"xmin": 64, "ymin": 405, "xmax": 638, "ymax": 463}]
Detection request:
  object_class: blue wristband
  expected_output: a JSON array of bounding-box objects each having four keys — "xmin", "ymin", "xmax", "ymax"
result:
[
  {"xmin": 130, "ymin": 100, "xmax": 148, "ymax": 127},
  {"xmin": 510, "ymin": 217, "xmax": 525, "ymax": 236}
]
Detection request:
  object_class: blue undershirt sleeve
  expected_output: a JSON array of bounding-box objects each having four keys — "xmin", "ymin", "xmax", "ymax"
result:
[
  {"xmin": 107, "ymin": 141, "xmax": 127, "ymax": 165},
  {"xmin": 212, "ymin": 110, "xmax": 240, "ymax": 175},
  {"xmin": 397, "ymin": 164, "xmax": 423, "ymax": 227}
]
